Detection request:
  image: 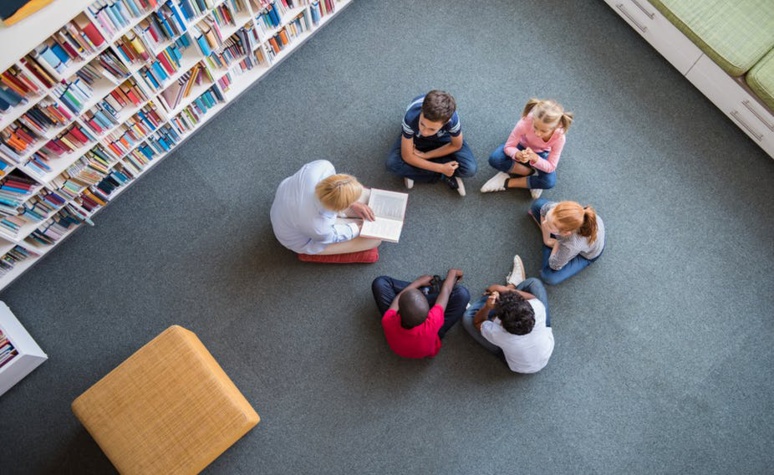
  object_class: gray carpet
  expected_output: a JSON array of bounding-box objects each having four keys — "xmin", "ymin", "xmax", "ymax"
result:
[{"xmin": 2, "ymin": 0, "xmax": 774, "ymax": 473}]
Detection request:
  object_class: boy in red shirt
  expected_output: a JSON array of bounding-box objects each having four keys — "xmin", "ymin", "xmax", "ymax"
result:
[{"xmin": 371, "ymin": 269, "xmax": 470, "ymax": 358}]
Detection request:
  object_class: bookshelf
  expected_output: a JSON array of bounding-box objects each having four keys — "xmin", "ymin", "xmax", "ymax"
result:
[
  {"xmin": 0, "ymin": 301, "xmax": 47, "ymax": 396},
  {"xmin": 0, "ymin": 0, "xmax": 350, "ymax": 291}
]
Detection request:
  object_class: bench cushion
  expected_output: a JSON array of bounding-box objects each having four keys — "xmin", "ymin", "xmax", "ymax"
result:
[
  {"xmin": 747, "ymin": 48, "xmax": 774, "ymax": 111},
  {"xmin": 650, "ymin": 0, "xmax": 774, "ymax": 76}
]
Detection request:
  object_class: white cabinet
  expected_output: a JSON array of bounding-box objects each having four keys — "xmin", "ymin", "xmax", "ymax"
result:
[
  {"xmin": 686, "ymin": 55, "xmax": 774, "ymax": 157},
  {"xmin": 603, "ymin": 0, "xmax": 702, "ymax": 75},
  {"xmin": 0, "ymin": 302, "xmax": 47, "ymax": 397}
]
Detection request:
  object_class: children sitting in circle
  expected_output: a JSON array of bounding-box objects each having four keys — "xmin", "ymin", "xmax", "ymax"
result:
[
  {"xmin": 270, "ymin": 92, "xmax": 606, "ymax": 372},
  {"xmin": 481, "ymin": 98, "xmax": 573, "ymax": 199}
]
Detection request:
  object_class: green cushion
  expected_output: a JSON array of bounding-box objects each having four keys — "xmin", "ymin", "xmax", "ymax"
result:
[
  {"xmin": 650, "ymin": 0, "xmax": 774, "ymax": 76},
  {"xmin": 747, "ymin": 48, "xmax": 774, "ymax": 111}
]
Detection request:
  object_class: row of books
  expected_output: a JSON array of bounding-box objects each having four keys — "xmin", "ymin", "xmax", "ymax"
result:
[
  {"xmin": 158, "ymin": 62, "xmax": 212, "ymax": 110},
  {"xmin": 180, "ymin": 0, "xmax": 220, "ymax": 19},
  {"xmin": 0, "ymin": 174, "xmax": 38, "ymax": 212},
  {"xmin": 0, "ymin": 66, "xmax": 43, "ymax": 116},
  {"xmin": 168, "ymin": 86, "xmax": 224, "ymax": 133},
  {"xmin": 133, "ymin": 4, "xmax": 189, "ymax": 51},
  {"xmin": 205, "ymin": 32, "xmax": 250, "ymax": 70},
  {"xmin": 0, "ymin": 86, "xmax": 27, "ymax": 116},
  {"xmin": 266, "ymin": 13, "xmax": 310, "ymax": 56},
  {"xmin": 212, "ymin": 0, "xmax": 248, "ymax": 30},
  {"xmin": 190, "ymin": 18, "xmax": 225, "ymax": 56},
  {"xmin": 24, "ymin": 206, "xmax": 87, "ymax": 248},
  {"xmin": 32, "ymin": 15, "xmax": 106, "ymax": 78},
  {"xmin": 0, "ymin": 327, "xmax": 19, "ymax": 369},
  {"xmin": 15, "ymin": 100, "xmax": 73, "ymax": 137},
  {"xmin": 89, "ymin": 0, "xmax": 161, "ymax": 40},
  {"xmin": 136, "ymin": 35, "xmax": 192, "ymax": 93},
  {"xmin": 24, "ymin": 124, "xmax": 99, "ymax": 177}
]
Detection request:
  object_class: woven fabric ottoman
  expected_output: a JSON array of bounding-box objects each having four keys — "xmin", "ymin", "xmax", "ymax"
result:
[{"xmin": 72, "ymin": 325, "xmax": 259, "ymax": 475}]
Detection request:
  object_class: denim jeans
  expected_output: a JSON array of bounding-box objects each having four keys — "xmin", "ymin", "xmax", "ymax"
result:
[
  {"xmin": 488, "ymin": 143, "xmax": 556, "ymax": 190},
  {"xmin": 462, "ymin": 278, "xmax": 550, "ymax": 356},
  {"xmin": 371, "ymin": 276, "xmax": 470, "ymax": 338},
  {"xmin": 386, "ymin": 135, "xmax": 478, "ymax": 183},
  {"xmin": 530, "ymin": 198, "xmax": 604, "ymax": 286}
]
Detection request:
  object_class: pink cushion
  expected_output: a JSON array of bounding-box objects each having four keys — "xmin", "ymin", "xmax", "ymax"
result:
[{"xmin": 297, "ymin": 248, "xmax": 379, "ymax": 264}]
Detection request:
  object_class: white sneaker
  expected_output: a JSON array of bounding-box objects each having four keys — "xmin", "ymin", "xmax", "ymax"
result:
[
  {"xmin": 506, "ymin": 254, "xmax": 526, "ymax": 287},
  {"xmin": 480, "ymin": 172, "xmax": 510, "ymax": 193},
  {"xmin": 455, "ymin": 177, "xmax": 466, "ymax": 197},
  {"xmin": 530, "ymin": 188, "xmax": 543, "ymax": 199},
  {"xmin": 404, "ymin": 177, "xmax": 414, "ymax": 189}
]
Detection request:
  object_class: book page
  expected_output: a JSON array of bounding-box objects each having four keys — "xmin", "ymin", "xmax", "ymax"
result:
[
  {"xmin": 369, "ymin": 189, "xmax": 407, "ymax": 220},
  {"xmin": 361, "ymin": 218, "xmax": 403, "ymax": 243}
]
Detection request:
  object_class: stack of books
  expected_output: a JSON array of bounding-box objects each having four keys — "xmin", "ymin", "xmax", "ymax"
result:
[
  {"xmin": 32, "ymin": 15, "xmax": 106, "ymax": 77},
  {"xmin": 88, "ymin": 0, "xmax": 159, "ymax": 38}
]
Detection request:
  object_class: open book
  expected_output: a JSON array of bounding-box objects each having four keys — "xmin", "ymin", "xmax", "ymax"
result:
[{"xmin": 359, "ymin": 188, "xmax": 408, "ymax": 243}]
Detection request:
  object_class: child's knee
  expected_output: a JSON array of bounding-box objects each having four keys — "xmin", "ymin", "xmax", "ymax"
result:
[
  {"xmin": 535, "ymin": 173, "xmax": 556, "ymax": 189},
  {"xmin": 539, "ymin": 269, "xmax": 563, "ymax": 286}
]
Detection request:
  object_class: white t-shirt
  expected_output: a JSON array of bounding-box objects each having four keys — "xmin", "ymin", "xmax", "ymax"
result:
[{"xmin": 481, "ymin": 299, "xmax": 554, "ymax": 373}]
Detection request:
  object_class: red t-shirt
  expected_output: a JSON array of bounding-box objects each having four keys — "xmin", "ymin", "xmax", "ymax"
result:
[{"xmin": 381, "ymin": 305, "xmax": 444, "ymax": 358}]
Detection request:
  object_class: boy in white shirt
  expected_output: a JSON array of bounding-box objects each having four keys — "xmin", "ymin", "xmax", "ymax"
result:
[{"xmin": 462, "ymin": 255, "xmax": 554, "ymax": 373}]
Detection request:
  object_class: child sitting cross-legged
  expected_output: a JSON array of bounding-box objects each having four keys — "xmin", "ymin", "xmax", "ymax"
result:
[{"xmin": 371, "ymin": 269, "xmax": 470, "ymax": 358}]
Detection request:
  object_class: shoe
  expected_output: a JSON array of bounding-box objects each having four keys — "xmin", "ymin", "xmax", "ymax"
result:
[
  {"xmin": 530, "ymin": 188, "xmax": 543, "ymax": 199},
  {"xmin": 430, "ymin": 275, "xmax": 442, "ymax": 294},
  {"xmin": 439, "ymin": 175, "xmax": 465, "ymax": 196},
  {"xmin": 404, "ymin": 177, "xmax": 414, "ymax": 189},
  {"xmin": 480, "ymin": 172, "xmax": 510, "ymax": 193},
  {"xmin": 454, "ymin": 177, "xmax": 466, "ymax": 196},
  {"xmin": 506, "ymin": 254, "xmax": 526, "ymax": 287}
]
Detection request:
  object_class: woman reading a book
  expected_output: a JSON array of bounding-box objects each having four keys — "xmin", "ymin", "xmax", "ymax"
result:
[{"xmin": 270, "ymin": 160, "xmax": 382, "ymax": 255}]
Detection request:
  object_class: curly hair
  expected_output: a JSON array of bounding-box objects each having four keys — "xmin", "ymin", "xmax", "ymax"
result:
[{"xmin": 492, "ymin": 291, "xmax": 535, "ymax": 335}]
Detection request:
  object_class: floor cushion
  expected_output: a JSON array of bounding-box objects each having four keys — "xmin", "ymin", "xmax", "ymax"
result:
[
  {"xmin": 298, "ymin": 247, "xmax": 379, "ymax": 263},
  {"xmin": 71, "ymin": 325, "xmax": 259, "ymax": 475}
]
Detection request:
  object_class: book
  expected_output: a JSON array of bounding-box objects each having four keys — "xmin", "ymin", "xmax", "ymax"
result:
[{"xmin": 359, "ymin": 188, "xmax": 409, "ymax": 243}]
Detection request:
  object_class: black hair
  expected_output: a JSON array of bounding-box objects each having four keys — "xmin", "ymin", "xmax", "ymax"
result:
[
  {"xmin": 492, "ymin": 292, "xmax": 535, "ymax": 335},
  {"xmin": 398, "ymin": 289, "xmax": 430, "ymax": 329}
]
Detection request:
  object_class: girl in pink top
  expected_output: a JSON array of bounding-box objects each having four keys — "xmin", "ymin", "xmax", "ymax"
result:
[{"xmin": 481, "ymin": 99, "xmax": 574, "ymax": 199}]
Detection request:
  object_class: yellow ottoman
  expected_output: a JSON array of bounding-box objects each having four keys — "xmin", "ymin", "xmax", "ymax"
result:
[{"xmin": 72, "ymin": 325, "xmax": 259, "ymax": 475}]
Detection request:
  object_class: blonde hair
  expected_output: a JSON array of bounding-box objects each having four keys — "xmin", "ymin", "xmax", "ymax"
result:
[
  {"xmin": 552, "ymin": 201, "xmax": 598, "ymax": 244},
  {"xmin": 315, "ymin": 174, "xmax": 363, "ymax": 212},
  {"xmin": 522, "ymin": 98, "xmax": 574, "ymax": 133}
]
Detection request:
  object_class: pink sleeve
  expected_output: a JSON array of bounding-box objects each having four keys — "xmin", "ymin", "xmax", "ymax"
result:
[
  {"xmin": 531, "ymin": 132, "xmax": 566, "ymax": 173},
  {"xmin": 503, "ymin": 117, "xmax": 530, "ymax": 158}
]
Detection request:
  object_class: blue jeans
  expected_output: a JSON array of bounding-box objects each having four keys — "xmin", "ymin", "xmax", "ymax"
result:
[
  {"xmin": 371, "ymin": 276, "xmax": 471, "ymax": 338},
  {"xmin": 488, "ymin": 143, "xmax": 556, "ymax": 190},
  {"xmin": 386, "ymin": 135, "xmax": 478, "ymax": 183},
  {"xmin": 530, "ymin": 198, "xmax": 604, "ymax": 286},
  {"xmin": 462, "ymin": 278, "xmax": 550, "ymax": 356}
]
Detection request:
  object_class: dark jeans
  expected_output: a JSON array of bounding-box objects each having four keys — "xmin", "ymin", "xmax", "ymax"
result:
[
  {"xmin": 462, "ymin": 278, "xmax": 550, "ymax": 357},
  {"xmin": 530, "ymin": 198, "xmax": 604, "ymax": 285},
  {"xmin": 386, "ymin": 135, "xmax": 478, "ymax": 183},
  {"xmin": 371, "ymin": 275, "xmax": 470, "ymax": 338},
  {"xmin": 488, "ymin": 143, "xmax": 556, "ymax": 190}
]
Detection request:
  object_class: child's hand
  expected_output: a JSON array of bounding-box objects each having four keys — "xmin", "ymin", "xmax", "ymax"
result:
[
  {"xmin": 447, "ymin": 268, "xmax": 463, "ymax": 281},
  {"xmin": 515, "ymin": 150, "xmax": 529, "ymax": 163},
  {"xmin": 414, "ymin": 275, "xmax": 434, "ymax": 287},
  {"xmin": 485, "ymin": 291, "xmax": 499, "ymax": 308},
  {"xmin": 441, "ymin": 161, "xmax": 459, "ymax": 177},
  {"xmin": 526, "ymin": 149, "xmax": 539, "ymax": 164}
]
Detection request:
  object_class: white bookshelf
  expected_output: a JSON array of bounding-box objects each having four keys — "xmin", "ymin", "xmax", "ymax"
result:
[
  {"xmin": 0, "ymin": 301, "xmax": 47, "ymax": 396},
  {"xmin": 0, "ymin": 0, "xmax": 351, "ymax": 291}
]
